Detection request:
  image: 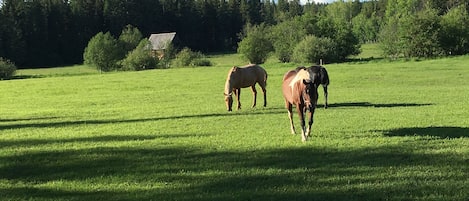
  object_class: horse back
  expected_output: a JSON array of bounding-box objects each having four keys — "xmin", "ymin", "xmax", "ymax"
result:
[
  {"xmin": 308, "ymin": 65, "xmax": 329, "ymax": 85},
  {"xmin": 282, "ymin": 70, "xmax": 301, "ymax": 104},
  {"xmin": 233, "ymin": 64, "xmax": 267, "ymax": 88}
]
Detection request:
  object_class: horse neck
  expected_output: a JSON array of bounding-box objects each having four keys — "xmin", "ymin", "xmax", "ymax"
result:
[{"xmin": 224, "ymin": 79, "xmax": 233, "ymax": 95}]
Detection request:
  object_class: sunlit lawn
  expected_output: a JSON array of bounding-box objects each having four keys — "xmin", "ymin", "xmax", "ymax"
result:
[{"xmin": 1, "ymin": 54, "xmax": 468, "ymax": 200}]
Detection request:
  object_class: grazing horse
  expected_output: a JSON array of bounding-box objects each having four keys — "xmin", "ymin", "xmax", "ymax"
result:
[
  {"xmin": 224, "ymin": 64, "xmax": 268, "ymax": 111},
  {"xmin": 282, "ymin": 66, "xmax": 320, "ymax": 141},
  {"xmin": 315, "ymin": 65, "xmax": 330, "ymax": 108}
]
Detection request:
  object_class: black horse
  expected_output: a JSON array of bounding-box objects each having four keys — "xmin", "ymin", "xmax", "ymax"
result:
[{"xmin": 308, "ymin": 65, "xmax": 330, "ymax": 109}]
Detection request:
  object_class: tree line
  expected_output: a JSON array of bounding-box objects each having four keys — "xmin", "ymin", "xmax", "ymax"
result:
[{"xmin": 1, "ymin": 0, "xmax": 469, "ymax": 68}]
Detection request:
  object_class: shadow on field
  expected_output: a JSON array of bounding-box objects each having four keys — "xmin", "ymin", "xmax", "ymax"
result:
[
  {"xmin": 0, "ymin": 108, "xmax": 284, "ymax": 131},
  {"xmin": 321, "ymin": 102, "xmax": 433, "ymax": 108},
  {"xmin": 11, "ymin": 75, "xmax": 45, "ymax": 80},
  {"xmin": 0, "ymin": 116, "xmax": 62, "ymax": 122},
  {"xmin": 382, "ymin": 126, "xmax": 469, "ymax": 139},
  {"xmin": 0, "ymin": 137, "xmax": 466, "ymax": 201},
  {"xmin": 0, "ymin": 134, "xmax": 201, "ymax": 148}
]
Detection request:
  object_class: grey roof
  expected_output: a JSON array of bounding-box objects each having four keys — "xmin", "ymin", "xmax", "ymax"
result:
[{"xmin": 148, "ymin": 32, "xmax": 176, "ymax": 50}]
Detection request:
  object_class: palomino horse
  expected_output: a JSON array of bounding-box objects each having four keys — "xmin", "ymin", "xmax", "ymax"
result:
[
  {"xmin": 224, "ymin": 64, "xmax": 268, "ymax": 111},
  {"xmin": 282, "ymin": 66, "xmax": 321, "ymax": 141}
]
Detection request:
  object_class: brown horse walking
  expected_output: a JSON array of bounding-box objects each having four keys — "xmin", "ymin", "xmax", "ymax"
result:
[
  {"xmin": 282, "ymin": 66, "xmax": 320, "ymax": 141},
  {"xmin": 224, "ymin": 64, "xmax": 267, "ymax": 111}
]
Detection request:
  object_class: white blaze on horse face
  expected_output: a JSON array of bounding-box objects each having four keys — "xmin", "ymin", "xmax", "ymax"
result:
[{"xmin": 289, "ymin": 69, "xmax": 311, "ymax": 90}]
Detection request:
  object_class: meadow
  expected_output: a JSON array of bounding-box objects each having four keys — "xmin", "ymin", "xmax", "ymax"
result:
[{"xmin": 1, "ymin": 51, "xmax": 468, "ymax": 200}]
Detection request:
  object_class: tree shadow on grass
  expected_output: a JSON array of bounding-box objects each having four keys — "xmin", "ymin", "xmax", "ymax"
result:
[
  {"xmin": 0, "ymin": 108, "xmax": 285, "ymax": 131},
  {"xmin": 0, "ymin": 139, "xmax": 466, "ymax": 201},
  {"xmin": 319, "ymin": 102, "xmax": 433, "ymax": 109},
  {"xmin": 382, "ymin": 126, "xmax": 469, "ymax": 139}
]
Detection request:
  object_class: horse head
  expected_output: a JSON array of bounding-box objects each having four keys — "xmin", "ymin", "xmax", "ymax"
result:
[
  {"xmin": 224, "ymin": 92, "xmax": 234, "ymax": 111},
  {"xmin": 302, "ymin": 79, "xmax": 316, "ymax": 111},
  {"xmin": 301, "ymin": 68, "xmax": 320, "ymax": 112}
]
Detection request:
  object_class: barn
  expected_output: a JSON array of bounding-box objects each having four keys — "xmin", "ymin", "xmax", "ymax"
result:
[{"xmin": 148, "ymin": 32, "xmax": 176, "ymax": 59}]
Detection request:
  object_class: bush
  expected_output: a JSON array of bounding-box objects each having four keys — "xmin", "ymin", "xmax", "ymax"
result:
[
  {"xmin": 270, "ymin": 19, "xmax": 306, "ymax": 62},
  {"xmin": 191, "ymin": 58, "xmax": 212, "ymax": 67},
  {"xmin": 120, "ymin": 39, "xmax": 158, "ymax": 71},
  {"xmin": 83, "ymin": 32, "xmax": 122, "ymax": 72},
  {"xmin": 118, "ymin": 25, "xmax": 143, "ymax": 54},
  {"xmin": 173, "ymin": 48, "xmax": 210, "ymax": 67},
  {"xmin": 292, "ymin": 35, "xmax": 337, "ymax": 64},
  {"xmin": 0, "ymin": 58, "xmax": 16, "ymax": 80},
  {"xmin": 237, "ymin": 24, "xmax": 273, "ymax": 64}
]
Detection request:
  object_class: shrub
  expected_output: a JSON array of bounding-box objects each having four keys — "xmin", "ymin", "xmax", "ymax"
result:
[
  {"xmin": 0, "ymin": 58, "xmax": 16, "ymax": 80},
  {"xmin": 83, "ymin": 32, "xmax": 122, "ymax": 72},
  {"xmin": 292, "ymin": 35, "xmax": 337, "ymax": 64},
  {"xmin": 269, "ymin": 19, "xmax": 306, "ymax": 62},
  {"xmin": 118, "ymin": 25, "xmax": 143, "ymax": 54},
  {"xmin": 237, "ymin": 24, "xmax": 273, "ymax": 64},
  {"xmin": 173, "ymin": 48, "xmax": 210, "ymax": 67},
  {"xmin": 191, "ymin": 58, "xmax": 212, "ymax": 67},
  {"xmin": 120, "ymin": 39, "xmax": 158, "ymax": 71}
]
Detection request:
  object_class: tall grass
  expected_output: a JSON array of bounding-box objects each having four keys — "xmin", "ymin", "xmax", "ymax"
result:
[{"xmin": 1, "ymin": 55, "xmax": 468, "ymax": 201}]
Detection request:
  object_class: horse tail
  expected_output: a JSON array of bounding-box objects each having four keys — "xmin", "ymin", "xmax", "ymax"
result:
[{"xmin": 320, "ymin": 66, "xmax": 329, "ymax": 86}]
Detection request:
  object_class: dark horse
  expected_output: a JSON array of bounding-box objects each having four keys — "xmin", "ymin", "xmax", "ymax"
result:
[
  {"xmin": 282, "ymin": 66, "xmax": 322, "ymax": 141},
  {"xmin": 224, "ymin": 64, "xmax": 268, "ymax": 111},
  {"xmin": 317, "ymin": 65, "xmax": 330, "ymax": 108}
]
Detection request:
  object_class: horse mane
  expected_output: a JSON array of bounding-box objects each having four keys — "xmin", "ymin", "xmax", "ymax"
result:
[
  {"xmin": 224, "ymin": 66, "xmax": 238, "ymax": 96},
  {"xmin": 289, "ymin": 68, "xmax": 311, "ymax": 89}
]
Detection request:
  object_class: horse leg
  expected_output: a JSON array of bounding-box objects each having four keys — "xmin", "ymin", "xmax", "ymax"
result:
[
  {"xmin": 323, "ymin": 85, "xmax": 328, "ymax": 109},
  {"xmin": 234, "ymin": 88, "xmax": 241, "ymax": 110},
  {"xmin": 296, "ymin": 105, "xmax": 307, "ymax": 142},
  {"xmin": 259, "ymin": 82, "xmax": 267, "ymax": 107},
  {"xmin": 305, "ymin": 108, "xmax": 315, "ymax": 138},
  {"xmin": 250, "ymin": 85, "xmax": 257, "ymax": 108},
  {"xmin": 286, "ymin": 101, "xmax": 295, "ymax": 134}
]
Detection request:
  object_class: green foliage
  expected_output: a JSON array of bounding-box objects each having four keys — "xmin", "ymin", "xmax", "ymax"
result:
[
  {"xmin": 173, "ymin": 47, "xmax": 211, "ymax": 67},
  {"xmin": 400, "ymin": 8, "xmax": 442, "ymax": 58},
  {"xmin": 352, "ymin": 12, "xmax": 381, "ymax": 43},
  {"xmin": 237, "ymin": 24, "xmax": 273, "ymax": 64},
  {"xmin": 0, "ymin": 57, "xmax": 16, "ymax": 80},
  {"xmin": 292, "ymin": 35, "xmax": 337, "ymax": 64},
  {"xmin": 269, "ymin": 19, "xmax": 306, "ymax": 62},
  {"xmin": 120, "ymin": 39, "xmax": 158, "ymax": 71},
  {"xmin": 379, "ymin": 16, "xmax": 402, "ymax": 59},
  {"xmin": 315, "ymin": 2, "xmax": 361, "ymax": 60},
  {"xmin": 190, "ymin": 58, "xmax": 212, "ymax": 67},
  {"xmin": 83, "ymin": 32, "xmax": 122, "ymax": 72},
  {"xmin": 439, "ymin": 5, "xmax": 469, "ymax": 55},
  {"xmin": 379, "ymin": 0, "xmax": 469, "ymax": 59},
  {"xmin": 118, "ymin": 24, "xmax": 143, "ymax": 54}
]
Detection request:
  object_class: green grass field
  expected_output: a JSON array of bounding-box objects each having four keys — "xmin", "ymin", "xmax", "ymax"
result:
[{"xmin": 1, "ymin": 52, "xmax": 468, "ymax": 200}]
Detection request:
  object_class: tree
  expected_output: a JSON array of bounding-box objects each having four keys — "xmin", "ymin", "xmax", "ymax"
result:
[
  {"xmin": 83, "ymin": 32, "xmax": 121, "ymax": 72},
  {"xmin": 237, "ymin": 24, "xmax": 273, "ymax": 64},
  {"xmin": 118, "ymin": 24, "xmax": 143, "ymax": 54},
  {"xmin": 270, "ymin": 18, "xmax": 306, "ymax": 62},
  {"xmin": 120, "ymin": 39, "xmax": 157, "ymax": 71},
  {"xmin": 316, "ymin": 1, "xmax": 361, "ymax": 60},
  {"xmin": 440, "ymin": 5, "xmax": 469, "ymax": 55},
  {"xmin": 292, "ymin": 35, "xmax": 337, "ymax": 64},
  {"xmin": 0, "ymin": 57, "xmax": 16, "ymax": 80},
  {"xmin": 352, "ymin": 12, "xmax": 381, "ymax": 43},
  {"xmin": 399, "ymin": 7, "xmax": 442, "ymax": 58}
]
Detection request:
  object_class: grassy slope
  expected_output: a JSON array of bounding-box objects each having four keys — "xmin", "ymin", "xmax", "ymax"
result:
[{"xmin": 1, "ymin": 52, "xmax": 468, "ymax": 200}]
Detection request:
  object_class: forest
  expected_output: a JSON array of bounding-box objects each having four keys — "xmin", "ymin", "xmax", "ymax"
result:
[{"xmin": 1, "ymin": 0, "xmax": 469, "ymax": 68}]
